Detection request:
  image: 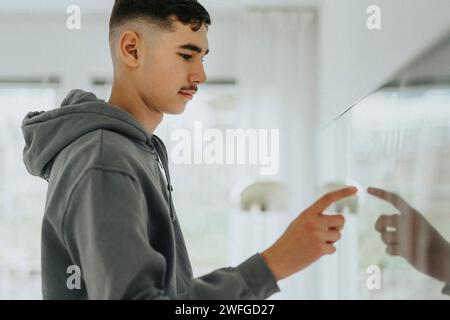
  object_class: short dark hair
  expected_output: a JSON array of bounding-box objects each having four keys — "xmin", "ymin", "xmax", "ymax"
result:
[{"xmin": 109, "ymin": 0, "xmax": 211, "ymax": 35}]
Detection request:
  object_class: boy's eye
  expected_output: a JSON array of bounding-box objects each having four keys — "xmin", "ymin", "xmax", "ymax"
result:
[{"xmin": 179, "ymin": 54, "xmax": 193, "ymax": 61}]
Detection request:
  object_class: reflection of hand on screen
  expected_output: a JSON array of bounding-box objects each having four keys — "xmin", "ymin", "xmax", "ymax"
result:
[{"xmin": 368, "ymin": 187, "xmax": 450, "ymax": 284}]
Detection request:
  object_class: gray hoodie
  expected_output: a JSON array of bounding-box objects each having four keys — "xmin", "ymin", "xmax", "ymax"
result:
[{"xmin": 21, "ymin": 89, "xmax": 280, "ymax": 300}]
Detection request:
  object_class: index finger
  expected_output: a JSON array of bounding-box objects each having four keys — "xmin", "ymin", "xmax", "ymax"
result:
[
  {"xmin": 367, "ymin": 187, "xmax": 412, "ymax": 213},
  {"xmin": 309, "ymin": 187, "xmax": 358, "ymax": 214}
]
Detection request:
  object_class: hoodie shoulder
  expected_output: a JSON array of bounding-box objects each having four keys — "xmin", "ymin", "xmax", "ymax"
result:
[
  {"xmin": 56, "ymin": 128, "xmax": 156, "ymax": 178},
  {"xmin": 22, "ymin": 89, "xmax": 155, "ymax": 180}
]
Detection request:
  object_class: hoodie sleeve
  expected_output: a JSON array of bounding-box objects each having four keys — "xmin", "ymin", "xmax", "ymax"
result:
[
  {"xmin": 62, "ymin": 167, "xmax": 280, "ymax": 300},
  {"xmin": 443, "ymin": 283, "xmax": 450, "ymax": 296}
]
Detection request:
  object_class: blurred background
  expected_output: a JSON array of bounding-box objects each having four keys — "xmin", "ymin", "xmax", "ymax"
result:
[{"xmin": 0, "ymin": 0, "xmax": 450, "ymax": 299}]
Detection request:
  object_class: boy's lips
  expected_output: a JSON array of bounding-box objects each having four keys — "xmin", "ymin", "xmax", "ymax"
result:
[
  {"xmin": 178, "ymin": 90, "xmax": 196, "ymax": 100},
  {"xmin": 179, "ymin": 89, "xmax": 196, "ymax": 96}
]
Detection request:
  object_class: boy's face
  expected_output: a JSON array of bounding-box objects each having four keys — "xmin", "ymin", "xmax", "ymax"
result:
[{"xmin": 135, "ymin": 20, "xmax": 209, "ymax": 115}]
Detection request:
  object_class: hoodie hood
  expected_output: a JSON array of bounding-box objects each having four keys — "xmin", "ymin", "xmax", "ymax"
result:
[{"xmin": 22, "ymin": 89, "xmax": 154, "ymax": 180}]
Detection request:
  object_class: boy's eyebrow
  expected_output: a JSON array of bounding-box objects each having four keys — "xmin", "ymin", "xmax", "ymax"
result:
[{"xmin": 178, "ymin": 43, "xmax": 210, "ymax": 56}]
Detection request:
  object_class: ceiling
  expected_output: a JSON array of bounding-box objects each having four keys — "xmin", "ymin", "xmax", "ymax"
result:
[{"xmin": 0, "ymin": 0, "xmax": 322, "ymax": 14}]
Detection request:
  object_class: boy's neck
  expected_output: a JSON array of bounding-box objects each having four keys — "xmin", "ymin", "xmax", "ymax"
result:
[{"xmin": 108, "ymin": 80, "xmax": 163, "ymax": 135}]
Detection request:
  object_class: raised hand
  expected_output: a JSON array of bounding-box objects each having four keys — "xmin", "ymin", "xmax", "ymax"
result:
[{"xmin": 261, "ymin": 187, "xmax": 358, "ymax": 281}]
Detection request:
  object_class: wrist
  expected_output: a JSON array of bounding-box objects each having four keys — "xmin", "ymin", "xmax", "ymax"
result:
[
  {"xmin": 442, "ymin": 242, "xmax": 450, "ymax": 283},
  {"xmin": 431, "ymin": 240, "xmax": 450, "ymax": 283},
  {"xmin": 261, "ymin": 248, "xmax": 282, "ymax": 281}
]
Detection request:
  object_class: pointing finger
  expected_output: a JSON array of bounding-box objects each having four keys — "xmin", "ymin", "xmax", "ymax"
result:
[
  {"xmin": 367, "ymin": 187, "xmax": 412, "ymax": 213},
  {"xmin": 309, "ymin": 187, "xmax": 358, "ymax": 214}
]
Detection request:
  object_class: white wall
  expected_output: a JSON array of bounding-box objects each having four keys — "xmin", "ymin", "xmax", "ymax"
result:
[
  {"xmin": 395, "ymin": 38, "xmax": 450, "ymax": 81},
  {"xmin": 0, "ymin": 10, "xmax": 239, "ymax": 104},
  {"xmin": 2, "ymin": 0, "xmax": 450, "ymax": 123},
  {"xmin": 319, "ymin": 0, "xmax": 450, "ymax": 127}
]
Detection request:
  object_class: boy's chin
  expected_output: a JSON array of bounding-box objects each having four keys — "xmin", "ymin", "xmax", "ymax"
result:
[{"xmin": 164, "ymin": 103, "xmax": 187, "ymax": 115}]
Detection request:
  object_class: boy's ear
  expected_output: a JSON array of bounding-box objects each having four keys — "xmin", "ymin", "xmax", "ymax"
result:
[{"xmin": 118, "ymin": 31, "xmax": 141, "ymax": 68}]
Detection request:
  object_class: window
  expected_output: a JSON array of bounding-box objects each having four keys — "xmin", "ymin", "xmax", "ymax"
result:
[
  {"xmin": 319, "ymin": 84, "xmax": 450, "ymax": 299},
  {"xmin": 0, "ymin": 85, "xmax": 57, "ymax": 299}
]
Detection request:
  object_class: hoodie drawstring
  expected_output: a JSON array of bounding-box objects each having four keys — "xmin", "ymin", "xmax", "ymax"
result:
[{"xmin": 152, "ymin": 137, "xmax": 176, "ymax": 222}]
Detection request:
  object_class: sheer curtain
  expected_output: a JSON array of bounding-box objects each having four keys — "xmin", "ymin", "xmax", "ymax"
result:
[
  {"xmin": 0, "ymin": 86, "xmax": 55, "ymax": 299},
  {"xmin": 232, "ymin": 8, "xmax": 320, "ymax": 299}
]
